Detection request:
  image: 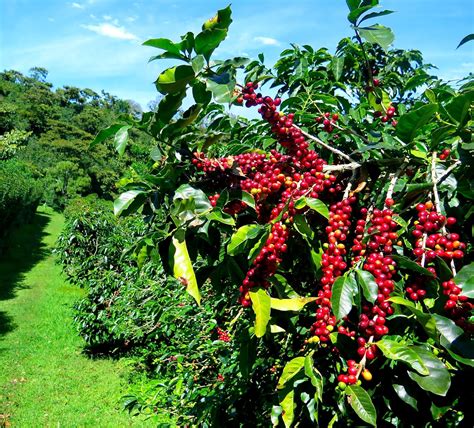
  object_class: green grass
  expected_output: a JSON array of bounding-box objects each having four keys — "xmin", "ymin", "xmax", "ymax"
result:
[{"xmin": 0, "ymin": 208, "xmax": 153, "ymax": 427}]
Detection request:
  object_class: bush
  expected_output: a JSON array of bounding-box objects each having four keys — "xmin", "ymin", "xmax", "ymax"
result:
[
  {"xmin": 97, "ymin": 2, "xmax": 474, "ymax": 426},
  {"xmin": 0, "ymin": 158, "xmax": 42, "ymax": 247}
]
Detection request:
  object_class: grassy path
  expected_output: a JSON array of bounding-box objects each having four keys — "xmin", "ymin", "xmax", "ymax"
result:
[{"xmin": 0, "ymin": 209, "xmax": 150, "ymax": 427}]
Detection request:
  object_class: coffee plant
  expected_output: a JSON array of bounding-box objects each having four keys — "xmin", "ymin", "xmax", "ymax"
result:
[{"xmin": 94, "ymin": 1, "xmax": 474, "ymax": 425}]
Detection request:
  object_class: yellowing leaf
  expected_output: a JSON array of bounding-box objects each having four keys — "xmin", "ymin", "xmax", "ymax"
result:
[
  {"xmin": 249, "ymin": 288, "xmax": 271, "ymax": 338},
  {"xmin": 170, "ymin": 231, "xmax": 201, "ymax": 305},
  {"xmin": 270, "ymin": 297, "xmax": 317, "ymax": 311}
]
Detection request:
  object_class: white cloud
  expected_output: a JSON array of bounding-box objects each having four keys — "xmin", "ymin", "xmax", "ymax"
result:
[
  {"xmin": 103, "ymin": 15, "xmax": 112, "ymax": 21},
  {"xmin": 253, "ymin": 36, "xmax": 280, "ymax": 46},
  {"xmin": 89, "ymin": 14, "xmax": 96, "ymax": 19},
  {"xmin": 82, "ymin": 23, "xmax": 138, "ymax": 40},
  {"xmin": 48, "ymin": 17, "xmax": 55, "ymax": 22},
  {"xmin": 71, "ymin": 2, "xmax": 84, "ymax": 9},
  {"xmin": 126, "ymin": 16, "xmax": 137, "ymax": 23}
]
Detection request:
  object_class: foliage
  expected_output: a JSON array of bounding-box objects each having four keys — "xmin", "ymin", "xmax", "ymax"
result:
[
  {"xmin": 0, "ymin": 68, "xmax": 153, "ymax": 210},
  {"xmin": 73, "ymin": 1, "xmax": 473, "ymax": 426},
  {"xmin": 0, "ymin": 159, "xmax": 42, "ymax": 249}
]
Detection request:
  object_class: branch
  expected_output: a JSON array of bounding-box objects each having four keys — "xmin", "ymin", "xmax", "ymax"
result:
[
  {"xmin": 294, "ymin": 125, "xmax": 359, "ymax": 164},
  {"xmin": 323, "ymin": 162, "xmax": 361, "ymax": 172},
  {"xmin": 384, "ymin": 161, "xmax": 408, "ymax": 208},
  {"xmin": 431, "ymin": 152, "xmax": 457, "ymax": 276}
]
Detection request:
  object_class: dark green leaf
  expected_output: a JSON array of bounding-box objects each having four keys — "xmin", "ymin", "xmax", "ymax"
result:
[
  {"xmin": 456, "ymin": 33, "xmax": 474, "ymax": 49},
  {"xmin": 114, "ymin": 190, "xmax": 146, "ymax": 216},
  {"xmin": 195, "ymin": 29, "xmax": 227, "ymax": 59},
  {"xmin": 396, "ymin": 103, "xmax": 438, "ymax": 142},
  {"xmin": 90, "ymin": 123, "xmax": 124, "ymax": 149},
  {"xmin": 444, "ymin": 91, "xmax": 474, "ymax": 125},
  {"xmin": 143, "ymin": 37, "xmax": 182, "ymax": 54},
  {"xmin": 358, "ymin": 9, "xmax": 394, "ymax": 25},
  {"xmin": 388, "ymin": 296, "xmax": 437, "ymax": 338},
  {"xmin": 391, "ymin": 255, "xmax": 435, "ymax": 277},
  {"xmin": 345, "ymin": 385, "xmax": 377, "ymax": 426},
  {"xmin": 227, "ymin": 224, "xmax": 265, "ymax": 255},
  {"xmin": 376, "ymin": 339, "xmax": 429, "ymax": 375},
  {"xmin": 454, "ymin": 262, "xmax": 474, "ymax": 298},
  {"xmin": 407, "ymin": 347, "xmax": 451, "ymax": 396},
  {"xmin": 331, "ymin": 272, "xmax": 358, "ymax": 320},
  {"xmin": 355, "ymin": 269, "xmax": 378, "ymax": 303},
  {"xmin": 392, "ymin": 383, "xmax": 418, "ymax": 410},
  {"xmin": 293, "ymin": 214, "xmax": 314, "ymax": 240}
]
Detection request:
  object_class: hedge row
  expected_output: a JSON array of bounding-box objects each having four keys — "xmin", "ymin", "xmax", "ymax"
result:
[{"xmin": 0, "ymin": 159, "xmax": 42, "ymax": 248}]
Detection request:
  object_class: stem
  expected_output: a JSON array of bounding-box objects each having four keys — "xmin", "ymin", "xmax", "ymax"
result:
[
  {"xmin": 323, "ymin": 162, "xmax": 361, "ymax": 172},
  {"xmin": 431, "ymin": 152, "xmax": 457, "ymax": 276},
  {"xmin": 384, "ymin": 162, "xmax": 407, "ymax": 208},
  {"xmin": 293, "ymin": 125, "xmax": 359, "ymax": 164},
  {"xmin": 354, "ymin": 28, "xmax": 374, "ymax": 87},
  {"xmin": 343, "ymin": 170, "xmax": 358, "ymax": 199}
]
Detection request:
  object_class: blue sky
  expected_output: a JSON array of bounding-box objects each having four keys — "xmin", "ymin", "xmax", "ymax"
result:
[{"xmin": 0, "ymin": 0, "xmax": 473, "ymax": 110}]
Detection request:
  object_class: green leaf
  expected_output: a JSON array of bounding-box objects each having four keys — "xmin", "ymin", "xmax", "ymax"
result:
[
  {"xmin": 357, "ymin": 24, "xmax": 395, "ymax": 51},
  {"xmin": 376, "ymin": 339, "xmax": 429, "ymax": 375},
  {"xmin": 355, "ymin": 269, "xmax": 378, "ymax": 303},
  {"xmin": 192, "ymin": 81, "xmax": 212, "ymax": 104},
  {"xmin": 295, "ymin": 197, "xmax": 329, "ymax": 219},
  {"xmin": 456, "ymin": 33, "xmax": 474, "ymax": 49},
  {"xmin": 170, "ymin": 230, "xmax": 201, "ymax": 305},
  {"xmin": 407, "ymin": 347, "xmax": 451, "ymax": 396},
  {"xmin": 191, "ymin": 55, "xmax": 205, "ymax": 73},
  {"xmin": 392, "ymin": 383, "xmax": 418, "ymax": 410},
  {"xmin": 206, "ymin": 72, "xmax": 236, "ymax": 103},
  {"xmin": 331, "ymin": 56, "xmax": 344, "ymax": 81},
  {"xmin": 444, "ymin": 91, "xmax": 474, "ymax": 126},
  {"xmin": 205, "ymin": 210, "xmax": 235, "ymax": 226},
  {"xmin": 396, "ymin": 103, "xmax": 438, "ymax": 143},
  {"xmin": 348, "ymin": 4, "xmax": 377, "ymax": 24},
  {"xmin": 346, "ymin": 385, "xmax": 377, "ymax": 427},
  {"xmin": 358, "ymin": 9, "xmax": 394, "ymax": 25},
  {"xmin": 304, "ymin": 355, "xmax": 323, "ymax": 401},
  {"xmin": 227, "ymin": 224, "xmax": 265, "ymax": 255},
  {"xmin": 248, "ymin": 227, "xmax": 271, "ymax": 263},
  {"xmin": 155, "ymin": 91, "xmax": 186, "ymax": 127},
  {"xmin": 388, "ymin": 296, "xmax": 437, "ymax": 338},
  {"xmin": 277, "ymin": 357, "xmax": 305, "ymax": 389},
  {"xmin": 331, "ymin": 272, "xmax": 358, "ymax": 321},
  {"xmin": 90, "ymin": 123, "xmax": 124, "ymax": 149},
  {"xmin": 249, "ymin": 288, "xmax": 271, "ymax": 338},
  {"xmin": 155, "ymin": 65, "xmax": 195, "ymax": 94},
  {"xmin": 280, "ymin": 389, "xmax": 295, "ymax": 428},
  {"xmin": 454, "ymin": 262, "xmax": 474, "ymax": 298},
  {"xmin": 174, "ymin": 184, "xmax": 212, "ymax": 214},
  {"xmin": 114, "ymin": 190, "xmax": 146, "ymax": 216},
  {"xmin": 391, "ymin": 255, "xmax": 435, "ymax": 277},
  {"xmin": 114, "ymin": 125, "xmax": 131, "ymax": 156},
  {"xmin": 293, "ymin": 214, "xmax": 314, "ymax": 240},
  {"xmin": 195, "ymin": 29, "xmax": 227, "ymax": 59},
  {"xmin": 346, "ymin": 0, "xmax": 363, "ymax": 13},
  {"xmin": 270, "ymin": 296, "xmax": 317, "ymax": 311},
  {"xmin": 143, "ymin": 38, "xmax": 182, "ymax": 54}
]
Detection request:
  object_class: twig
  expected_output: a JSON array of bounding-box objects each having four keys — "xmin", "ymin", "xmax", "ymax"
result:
[
  {"xmin": 343, "ymin": 170, "xmax": 358, "ymax": 200},
  {"xmin": 384, "ymin": 161, "xmax": 408, "ymax": 207},
  {"xmin": 293, "ymin": 125, "xmax": 359, "ymax": 164},
  {"xmin": 431, "ymin": 152, "xmax": 457, "ymax": 276},
  {"xmin": 323, "ymin": 162, "xmax": 361, "ymax": 172},
  {"xmin": 435, "ymin": 159, "xmax": 461, "ymax": 185}
]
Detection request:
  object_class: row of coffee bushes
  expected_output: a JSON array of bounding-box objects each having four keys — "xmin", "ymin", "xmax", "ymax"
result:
[
  {"xmin": 0, "ymin": 159, "xmax": 42, "ymax": 250},
  {"xmin": 55, "ymin": 195, "xmax": 280, "ymax": 425}
]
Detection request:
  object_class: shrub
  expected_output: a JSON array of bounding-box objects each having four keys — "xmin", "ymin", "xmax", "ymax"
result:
[{"xmin": 0, "ymin": 158, "xmax": 42, "ymax": 247}]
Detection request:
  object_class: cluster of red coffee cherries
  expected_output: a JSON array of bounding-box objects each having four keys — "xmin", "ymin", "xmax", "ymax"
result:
[
  {"xmin": 439, "ymin": 149, "xmax": 451, "ymax": 160},
  {"xmin": 441, "ymin": 279, "xmax": 474, "ymax": 333},
  {"xmin": 314, "ymin": 112, "xmax": 339, "ymax": 133},
  {"xmin": 374, "ymin": 104, "xmax": 397, "ymax": 126},
  {"xmin": 310, "ymin": 197, "xmax": 357, "ymax": 343},
  {"xmin": 239, "ymin": 221, "xmax": 289, "ymax": 307},
  {"xmin": 412, "ymin": 202, "xmax": 465, "ymax": 263},
  {"xmin": 216, "ymin": 327, "xmax": 231, "ymax": 342}
]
